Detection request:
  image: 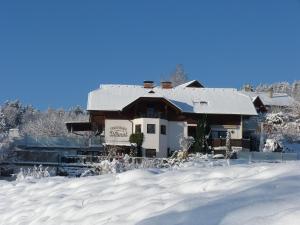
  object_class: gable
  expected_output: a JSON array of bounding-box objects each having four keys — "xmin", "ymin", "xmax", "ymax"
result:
[{"xmin": 185, "ymin": 80, "xmax": 204, "ymax": 88}]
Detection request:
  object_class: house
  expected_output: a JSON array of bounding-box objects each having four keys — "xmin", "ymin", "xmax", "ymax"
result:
[
  {"xmin": 240, "ymin": 87, "xmax": 296, "ymax": 113},
  {"xmin": 66, "ymin": 80, "xmax": 258, "ymax": 157}
]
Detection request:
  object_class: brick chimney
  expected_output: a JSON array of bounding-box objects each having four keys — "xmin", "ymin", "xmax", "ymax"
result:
[
  {"xmin": 143, "ymin": 81, "xmax": 154, "ymax": 89},
  {"xmin": 161, "ymin": 81, "xmax": 173, "ymax": 89}
]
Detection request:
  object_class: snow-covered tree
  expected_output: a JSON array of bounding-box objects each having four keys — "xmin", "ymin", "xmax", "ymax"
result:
[
  {"xmin": 256, "ymin": 82, "xmax": 292, "ymax": 95},
  {"xmin": 0, "ymin": 100, "xmax": 24, "ymax": 133},
  {"xmin": 0, "ymin": 100, "xmax": 89, "ymax": 138},
  {"xmin": 291, "ymin": 81, "xmax": 300, "ymax": 101},
  {"xmin": 255, "ymin": 80, "xmax": 300, "ymax": 100},
  {"xmin": 70, "ymin": 105, "xmax": 85, "ymax": 116},
  {"xmin": 179, "ymin": 135, "xmax": 194, "ymax": 151},
  {"xmin": 20, "ymin": 108, "xmax": 88, "ymax": 137},
  {"xmin": 263, "ymin": 106, "xmax": 300, "ymax": 145},
  {"xmin": 0, "ymin": 112, "xmax": 6, "ymax": 132},
  {"xmin": 225, "ymin": 130, "xmax": 232, "ymax": 159}
]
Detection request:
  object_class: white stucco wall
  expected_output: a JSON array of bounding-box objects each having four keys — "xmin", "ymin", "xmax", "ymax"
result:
[
  {"xmin": 133, "ymin": 118, "xmax": 163, "ymax": 157},
  {"xmin": 168, "ymin": 121, "xmax": 187, "ymax": 152},
  {"xmin": 158, "ymin": 119, "xmax": 168, "ymax": 158},
  {"xmin": 131, "ymin": 118, "xmax": 186, "ymax": 157},
  {"xmin": 105, "ymin": 119, "xmax": 188, "ymax": 157},
  {"xmin": 104, "ymin": 120, "xmax": 132, "ymax": 145}
]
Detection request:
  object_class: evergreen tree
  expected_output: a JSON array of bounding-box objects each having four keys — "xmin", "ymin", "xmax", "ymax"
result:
[
  {"xmin": 129, "ymin": 133, "xmax": 144, "ymax": 157},
  {"xmin": 193, "ymin": 115, "xmax": 207, "ymax": 153}
]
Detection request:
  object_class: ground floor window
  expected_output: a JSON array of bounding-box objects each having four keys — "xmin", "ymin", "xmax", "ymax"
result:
[
  {"xmin": 188, "ymin": 126, "xmax": 196, "ymax": 138},
  {"xmin": 135, "ymin": 124, "xmax": 141, "ymax": 133},
  {"xmin": 145, "ymin": 149, "xmax": 156, "ymax": 158},
  {"xmin": 211, "ymin": 130, "xmax": 227, "ymax": 139},
  {"xmin": 160, "ymin": 125, "xmax": 166, "ymax": 135}
]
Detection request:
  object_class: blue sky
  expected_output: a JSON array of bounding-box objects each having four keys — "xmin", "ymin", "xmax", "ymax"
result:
[{"xmin": 0, "ymin": 0, "xmax": 299, "ymax": 109}]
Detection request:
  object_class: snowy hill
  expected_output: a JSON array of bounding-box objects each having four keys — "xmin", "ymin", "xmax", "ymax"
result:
[{"xmin": 1, "ymin": 162, "xmax": 300, "ymax": 225}]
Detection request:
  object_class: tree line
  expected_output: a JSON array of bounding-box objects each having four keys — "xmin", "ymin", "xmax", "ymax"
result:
[{"xmin": 0, "ymin": 100, "xmax": 88, "ymax": 137}]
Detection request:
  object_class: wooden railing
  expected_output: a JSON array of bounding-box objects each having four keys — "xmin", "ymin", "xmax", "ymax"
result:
[{"xmin": 210, "ymin": 138, "xmax": 250, "ymax": 149}]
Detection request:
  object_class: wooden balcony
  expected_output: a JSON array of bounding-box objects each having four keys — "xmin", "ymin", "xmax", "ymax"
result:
[{"xmin": 210, "ymin": 138, "xmax": 250, "ymax": 149}]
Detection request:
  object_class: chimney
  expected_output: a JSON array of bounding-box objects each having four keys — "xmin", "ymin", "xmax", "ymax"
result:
[
  {"xmin": 143, "ymin": 81, "xmax": 154, "ymax": 89},
  {"xmin": 267, "ymin": 87, "xmax": 273, "ymax": 98},
  {"xmin": 161, "ymin": 81, "xmax": 173, "ymax": 89}
]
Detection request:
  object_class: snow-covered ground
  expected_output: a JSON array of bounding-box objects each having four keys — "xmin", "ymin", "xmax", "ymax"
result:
[{"xmin": 1, "ymin": 161, "xmax": 300, "ymax": 225}]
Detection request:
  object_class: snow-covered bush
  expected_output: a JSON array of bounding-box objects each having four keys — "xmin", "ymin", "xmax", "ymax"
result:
[
  {"xmin": 80, "ymin": 152, "xmax": 230, "ymax": 177},
  {"xmin": 265, "ymin": 112, "xmax": 289, "ymax": 125},
  {"xmin": 263, "ymin": 105, "xmax": 300, "ymax": 152},
  {"xmin": 81, "ymin": 155, "xmax": 170, "ymax": 176},
  {"xmin": 16, "ymin": 165, "xmax": 50, "ymax": 182},
  {"xmin": 263, "ymin": 139, "xmax": 282, "ymax": 152}
]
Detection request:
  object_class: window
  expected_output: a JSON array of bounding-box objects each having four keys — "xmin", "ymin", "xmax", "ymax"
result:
[
  {"xmin": 212, "ymin": 130, "xmax": 227, "ymax": 139},
  {"xmin": 147, "ymin": 107, "xmax": 155, "ymax": 117},
  {"xmin": 145, "ymin": 149, "xmax": 156, "ymax": 158},
  {"xmin": 188, "ymin": 126, "xmax": 196, "ymax": 137},
  {"xmin": 160, "ymin": 125, "xmax": 166, "ymax": 135},
  {"xmin": 147, "ymin": 124, "xmax": 155, "ymax": 134},
  {"xmin": 135, "ymin": 124, "xmax": 141, "ymax": 133}
]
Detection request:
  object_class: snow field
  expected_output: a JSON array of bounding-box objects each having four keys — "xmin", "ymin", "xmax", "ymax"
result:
[{"xmin": 0, "ymin": 162, "xmax": 300, "ymax": 225}]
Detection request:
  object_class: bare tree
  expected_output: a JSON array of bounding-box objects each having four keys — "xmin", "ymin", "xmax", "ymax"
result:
[{"xmin": 169, "ymin": 64, "xmax": 188, "ymax": 86}]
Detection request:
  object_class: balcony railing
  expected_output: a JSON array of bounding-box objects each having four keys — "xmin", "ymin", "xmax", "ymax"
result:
[{"xmin": 135, "ymin": 112, "xmax": 167, "ymax": 119}]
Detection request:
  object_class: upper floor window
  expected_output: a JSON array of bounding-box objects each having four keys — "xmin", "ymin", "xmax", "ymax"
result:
[
  {"xmin": 147, "ymin": 107, "xmax": 155, "ymax": 117},
  {"xmin": 160, "ymin": 125, "xmax": 166, "ymax": 135},
  {"xmin": 147, "ymin": 124, "xmax": 156, "ymax": 134}
]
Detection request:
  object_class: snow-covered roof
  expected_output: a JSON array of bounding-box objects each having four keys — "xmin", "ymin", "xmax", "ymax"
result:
[
  {"xmin": 175, "ymin": 80, "xmax": 204, "ymax": 88},
  {"xmin": 87, "ymin": 83, "xmax": 257, "ymax": 115},
  {"xmin": 240, "ymin": 91, "xmax": 295, "ymax": 107}
]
